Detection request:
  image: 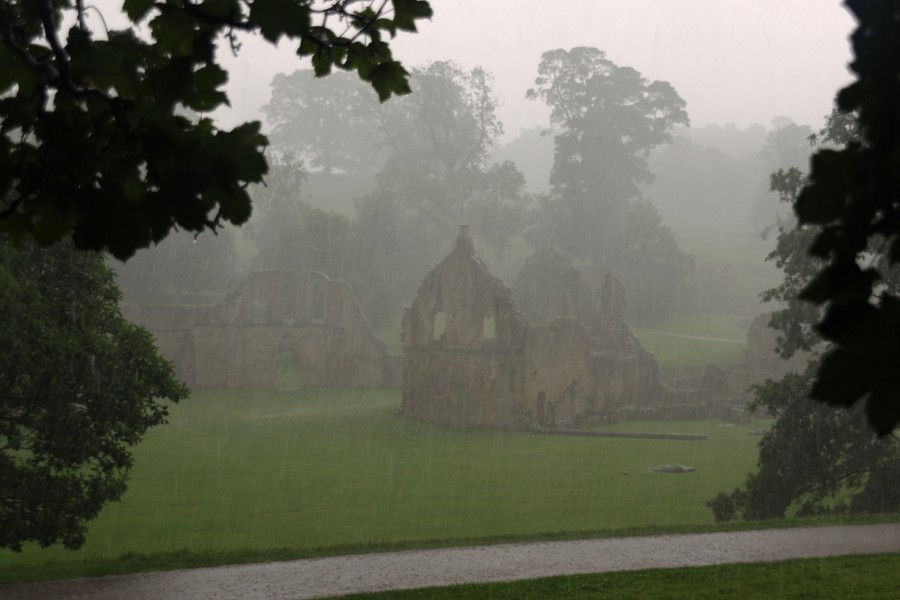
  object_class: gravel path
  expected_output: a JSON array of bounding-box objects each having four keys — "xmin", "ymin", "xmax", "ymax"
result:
[{"xmin": 2, "ymin": 524, "xmax": 898, "ymax": 600}]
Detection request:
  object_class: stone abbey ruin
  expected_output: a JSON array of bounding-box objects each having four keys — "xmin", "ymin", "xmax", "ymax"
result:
[
  {"xmin": 401, "ymin": 226, "xmax": 665, "ymax": 430},
  {"xmin": 124, "ymin": 270, "xmax": 397, "ymax": 389},
  {"xmin": 125, "ymin": 226, "xmax": 800, "ymax": 431}
]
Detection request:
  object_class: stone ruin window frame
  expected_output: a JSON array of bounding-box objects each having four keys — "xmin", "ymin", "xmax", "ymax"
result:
[
  {"xmin": 482, "ymin": 314, "xmax": 496, "ymax": 340},
  {"xmin": 309, "ymin": 281, "xmax": 327, "ymax": 325},
  {"xmin": 433, "ymin": 310, "xmax": 447, "ymax": 341},
  {"xmin": 280, "ymin": 278, "xmax": 298, "ymax": 326},
  {"xmin": 250, "ymin": 287, "xmax": 267, "ymax": 325}
]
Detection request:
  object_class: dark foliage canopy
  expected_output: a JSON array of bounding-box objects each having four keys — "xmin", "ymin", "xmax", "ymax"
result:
[
  {"xmin": 794, "ymin": 0, "xmax": 900, "ymax": 434},
  {"xmin": 0, "ymin": 239, "xmax": 187, "ymax": 551},
  {"xmin": 707, "ymin": 107, "xmax": 900, "ymax": 523},
  {"xmin": 707, "ymin": 363, "xmax": 900, "ymax": 522},
  {"xmin": 0, "ymin": 0, "xmax": 431, "ymax": 259}
]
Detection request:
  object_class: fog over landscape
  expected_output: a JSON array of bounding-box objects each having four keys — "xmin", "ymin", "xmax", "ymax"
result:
[
  {"xmin": 216, "ymin": 0, "xmax": 856, "ymax": 137},
  {"xmin": 2, "ymin": 2, "xmax": 898, "ymax": 598}
]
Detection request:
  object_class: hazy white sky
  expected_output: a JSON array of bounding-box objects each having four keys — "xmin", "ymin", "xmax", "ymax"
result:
[
  {"xmin": 219, "ymin": 1, "xmax": 856, "ymax": 141},
  {"xmin": 94, "ymin": 1, "xmax": 857, "ymax": 141}
]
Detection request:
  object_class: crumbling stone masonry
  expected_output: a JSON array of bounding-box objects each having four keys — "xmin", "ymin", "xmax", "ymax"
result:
[
  {"xmin": 656, "ymin": 311, "xmax": 812, "ymax": 422},
  {"xmin": 401, "ymin": 226, "xmax": 665, "ymax": 430},
  {"xmin": 124, "ymin": 270, "xmax": 397, "ymax": 389}
]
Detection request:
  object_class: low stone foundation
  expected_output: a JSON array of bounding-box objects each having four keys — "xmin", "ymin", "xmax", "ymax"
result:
[
  {"xmin": 535, "ymin": 428, "xmax": 708, "ymax": 441},
  {"xmin": 124, "ymin": 270, "xmax": 398, "ymax": 389}
]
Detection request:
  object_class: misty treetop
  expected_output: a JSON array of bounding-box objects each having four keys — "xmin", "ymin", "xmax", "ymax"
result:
[
  {"xmin": 256, "ymin": 60, "xmax": 529, "ymax": 330},
  {"xmin": 790, "ymin": 0, "xmax": 900, "ymax": 434},
  {"xmin": 528, "ymin": 46, "xmax": 689, "ymax": 201},
  {"xmin": 263, "ymin": 60, "xmax": 516, "ymax": 214},
  {"xmin": 264, "ymin": 70, "xmax": 380, "ymax": 175},
  {"xmin": 263, "ymin": 60, "xmax": 502, "ymax": 177},
  {"xmin": 0, "ymin": 0, "xmax": 431, "ymax": 259},
  {"xmin": 526, "ymin": 47, "xmax": 693, "ymax": 322},
  {"xmin": 747, "ymin": 122, "xmax": 817, "ymax": 234},
  {"xmin": 257, "ymin": 48, "xmax": 698, "ymax": 324},
  {"xmin": 378, "ymin": 61, "xmax": 503, "ymax": 176}
]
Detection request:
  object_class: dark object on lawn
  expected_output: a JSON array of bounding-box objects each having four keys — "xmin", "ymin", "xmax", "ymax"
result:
[{"xmin": 650, "ymin": 465, "xmax": 696, "ymax": 474}]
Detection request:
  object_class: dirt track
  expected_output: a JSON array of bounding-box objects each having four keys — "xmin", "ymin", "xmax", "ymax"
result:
[{"xmin": 2, "ymin": 524, "xmax": 898, "ymax": 600}]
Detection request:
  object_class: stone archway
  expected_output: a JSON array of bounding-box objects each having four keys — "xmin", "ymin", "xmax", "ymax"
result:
[{"xmin": 273, "ymin": 347, "xmax": 307, "ymax": 390}]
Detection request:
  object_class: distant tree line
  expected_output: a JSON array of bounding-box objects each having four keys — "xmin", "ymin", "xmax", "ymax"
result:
[{"xmin": 131, "ymin": 48, "xmax": 704, "ymax": 331}]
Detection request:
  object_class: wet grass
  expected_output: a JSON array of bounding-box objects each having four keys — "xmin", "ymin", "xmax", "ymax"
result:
[
  {"xmin": 0, "ymin": 389, "xmax": 894, "ymax": 583},
  {"xmin": 632, "ymin": 312, "xmax": 751, "ymax": 368},
  {"xmin": 651, "ymin": 312, "xmax": 752, "ymax": 339},
  {"xmin": 333, "ymin": 553, "xmax": 900, "ymax": 599},
  {"xmin": 631, "ymin": 329, "xmax": 746, "ymax": 367}
]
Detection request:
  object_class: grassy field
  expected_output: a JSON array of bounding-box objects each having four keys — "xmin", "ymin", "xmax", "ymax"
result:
[
  {"xmin": 633, "ymin": 313, "xmax": 768, "ymax": 368},
  {"xmin": 0, "ymin": 388, "xmax": 774, "ymax": 581},
  {"xmin": 334, "ymin": 553, "xmax": 900, "ymax": 599},
  {"xmin": 1, "ymin": 388, "xmax": 895, "ymax": 584},
  {"xmin": 632, "ymin": 312, "xmax": 751, "ymax": 367},
  {"xmin": 648, "ymin": 312, "xmax": 754, "ymax": 340},
  {"xmin": 632, "ymin": 329, "xmax": 747, "ymax": 367}
]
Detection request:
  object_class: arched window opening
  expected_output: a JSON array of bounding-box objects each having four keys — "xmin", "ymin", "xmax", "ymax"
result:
[
  {"xmin": 280, "ymin": 280, "xmax": 298, "ymax": 324},
  {"xmin": 310, "ymin": 284, "xmax": 326, "ymax": 323},
  {"xmin": 274, "ymin": 348, "xmax": 304, "ymax": 390},
  {"xmin": 250, "ymin": 289, "xmax": 267, "ymax": 324},
  {"xmin": 433, "ymin": 311, "xmax": 446, "ymax": 341},
  {"xmin": 483, "ymin": 315, "xmax": 496, "ymax": 339}
]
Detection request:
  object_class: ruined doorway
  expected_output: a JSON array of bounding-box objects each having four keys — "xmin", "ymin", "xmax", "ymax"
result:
[
  {"xmin": 274, "ymin": 348, "xmax": 305, "ymax": 390},
  {"xmin": 433, "ymin": 311, "xmax": 447, "ymax": 340},
  {"xmin": 536, "ymin": 390, "xmax": 549, "ymax": 427}
]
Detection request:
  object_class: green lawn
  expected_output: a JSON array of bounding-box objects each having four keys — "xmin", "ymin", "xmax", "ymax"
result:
[
  {"xmin": 651, "ymin": 312, "xmax": 752, "ymax": 338},
  {"xmin": 1, "ymin": 388, "xmax": 771, "ymax": 580},
  {"xmin": 632, "ymin": 312, "xmax": 752, "ymax": 367},
  {"xmin": 7, "ymin": 388, "xmax": 894, "ymax": 585},
  {"xmin": 632, "ymin": 329, "xmax": 746, "ymax": 367},
  {"xmin": 334, "ymin": 553, "xmax": 900, "ymax": 600}
]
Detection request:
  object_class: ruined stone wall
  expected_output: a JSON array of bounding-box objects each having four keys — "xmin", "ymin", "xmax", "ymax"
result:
[
  {"xmin": 745, "ymin": 312, "xmax": 808, "ymax": 381},
  {"xmin": 591, "ymin": 350, "xmax": 642, "ymax": 407},
  {"xmin": 535, "ymin": 267, "xmax": 664, "ymax": 410},
  {"xmin": 124, "ymin": 270, "xmax": 396, "ymax": 389},
  {"xmin": 122, "ymin": 304, "xmax": 201, "ymax": 385},
  {"xmin": 187, "ymin": 324, "xmax": 391, "ymax": 389},
  {"xmin": 645, "ymin": 311, "xmax": 816, "ymax": 422},
  {"xmin": 402, "ymin": 226, "xmax": 666, "ymax": 431},
  {"xmin": 152, "ymin": 330, "xmax": 197, "ymax": 384},
  {"xmin": 524, "ymin": 319, "xmax": 596, "ymax": 427},
  {"xmin": 401, "ymin": 226, "xmax": 531, "ymax": 429},
  {"xmin": 402, "ymin": 348, "xmax": 527, "ymax": 428}
]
